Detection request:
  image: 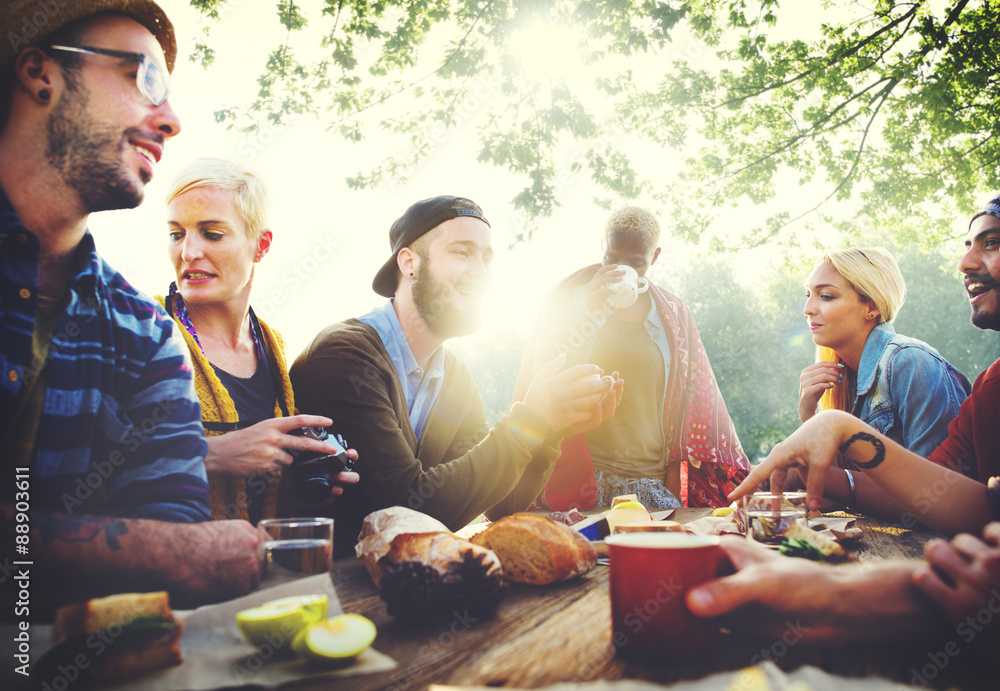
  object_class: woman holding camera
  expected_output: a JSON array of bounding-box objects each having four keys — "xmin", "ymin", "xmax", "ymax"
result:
[
  {"xmin": 795, "ymin": 247, "xmax": 970, "ymax": 516},
  {"xmin": 158, "ymin": 158, "xmax": 357, "ymax": 524}
]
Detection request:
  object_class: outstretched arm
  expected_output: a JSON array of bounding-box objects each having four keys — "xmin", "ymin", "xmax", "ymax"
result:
[
  {"xmin": 686, "ymin": 537, "xmax": 945, "ymax": 642},
  {"xmin": 730, "ymin": 410, "xmax": 994, "ymax": 537},
  {"xmin": 2, "ymin": 505, "xmax": 259, "ymax": 619}
]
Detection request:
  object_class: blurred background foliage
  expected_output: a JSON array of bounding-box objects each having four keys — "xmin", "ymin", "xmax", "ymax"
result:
[
  {"xmin": 453, "ymin": 243, "xmax": 997, "ymax": 461},
  {"xmin": 183, "ymin": 0, "xmax": 998, "ymax": 458}
]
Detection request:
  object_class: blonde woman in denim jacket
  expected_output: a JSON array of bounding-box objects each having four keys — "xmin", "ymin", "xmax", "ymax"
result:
[{"xmin": 797, "ymin": 247, "xmax": 971, "ymax": 519}]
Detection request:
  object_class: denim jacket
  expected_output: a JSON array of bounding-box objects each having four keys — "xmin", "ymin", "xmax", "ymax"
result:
[{"xmin": 851, "ymin": 323, "xmax": 971, "ymax": 458}]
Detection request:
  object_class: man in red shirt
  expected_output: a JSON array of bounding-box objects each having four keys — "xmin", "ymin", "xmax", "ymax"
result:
[{"xmin": 686, "ymin": 194, "xmax": 1000, "ymax": 646}]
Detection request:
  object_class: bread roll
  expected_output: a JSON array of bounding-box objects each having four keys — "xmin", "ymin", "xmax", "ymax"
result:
[
  {"xmin": 376, "ymin": 532, "xmax": 504, "ymax": 622},
  {"xmin": 471, "ymin": 513, "xmax": 597, "ymax": 585},
  {"xmin": 355, "ymin": 506, "xmax": 452, "ymax": 587},
  {"xmin": 356, "ymin": 508, "xmax": 505, "ymax": 622}
]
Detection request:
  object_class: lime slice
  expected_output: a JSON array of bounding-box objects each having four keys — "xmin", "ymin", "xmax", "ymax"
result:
[
  {"xmin": 292, "ymin": 613, "xmax": 377, "ymax": 661},
  {"xmin": 236, "ymin": 594, "xmax": 328, "ymax": 648}
]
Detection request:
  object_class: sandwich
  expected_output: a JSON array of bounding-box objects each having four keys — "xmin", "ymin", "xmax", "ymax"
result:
[
  {"xmin": 35, "ymin": 592, "xmax": 183, "ymax": 686},
  {"xmin": 781, "ymin": 523, "xmax": 849, "ymax": 561}
]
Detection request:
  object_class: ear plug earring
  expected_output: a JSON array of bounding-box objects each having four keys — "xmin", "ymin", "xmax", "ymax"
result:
[{"xmin": 38, "ymin": 89, "xmax": 50, "ymax": 102}]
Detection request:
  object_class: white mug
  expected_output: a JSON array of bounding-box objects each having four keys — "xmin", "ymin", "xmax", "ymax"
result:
[{"xmin": 606, "ymin": 265, "xmax": 649, "ymax": 309}]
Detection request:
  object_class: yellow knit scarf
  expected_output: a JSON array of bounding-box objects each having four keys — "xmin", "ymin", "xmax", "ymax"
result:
[{"xmin": 157, "ymin": 295, "xmax": 296, "ymax": 522}]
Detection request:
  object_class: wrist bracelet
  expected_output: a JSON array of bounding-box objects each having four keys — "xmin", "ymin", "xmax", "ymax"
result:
[{"xmin": 844, "ymin": 469, "xmax": 857, "ymax": 509}]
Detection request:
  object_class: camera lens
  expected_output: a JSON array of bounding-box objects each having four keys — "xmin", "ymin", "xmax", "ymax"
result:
[
  {"xmin": 292, "ymin": 461, "xmax": 337, "ymax": 505},
  {"xmin": 285, "ymin": 427, "xmax": 349, "ymax": 506}
]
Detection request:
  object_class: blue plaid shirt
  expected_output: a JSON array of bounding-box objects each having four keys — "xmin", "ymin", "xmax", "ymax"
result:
[{"xmin": 1, "ymin": 190, "xmax": 210, "ymax": 522}]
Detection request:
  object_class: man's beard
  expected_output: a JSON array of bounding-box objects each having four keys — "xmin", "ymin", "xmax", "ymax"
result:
[
  {"xmin": 967, "ymin": 273, "xmax": 1000, "ymax": 332},
  {"xmin": 412, "ymin": 255, "xmax": 482, "ymax": 340},
  {"xmin": 45, "ymin": 84, "xmax": 148, "ymax": 213},
  {"xmin": 971, "ymin": 299, "xmax": 1000, "ymax": 331}
]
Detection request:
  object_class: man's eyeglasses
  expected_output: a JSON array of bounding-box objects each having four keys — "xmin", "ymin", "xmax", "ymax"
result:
[{"xmin": 46, "ymin": 45, "xmax": 169, "ymax": 107}]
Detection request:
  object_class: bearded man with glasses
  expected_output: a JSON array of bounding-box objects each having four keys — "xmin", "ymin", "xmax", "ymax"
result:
[{"xmin": 0, "ymin": 1, "xmax": 260, "ymax": 619}]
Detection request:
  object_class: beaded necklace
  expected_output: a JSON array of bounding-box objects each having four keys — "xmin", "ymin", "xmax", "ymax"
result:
[{"xmin": 167, "ymin": 282, "xmax": 267, "ymax": 364}]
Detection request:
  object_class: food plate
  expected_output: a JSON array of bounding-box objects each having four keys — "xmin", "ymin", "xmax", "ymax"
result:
[{"xmin": 21, "ymin": 575, "xmax": 395, "ymax": 691}]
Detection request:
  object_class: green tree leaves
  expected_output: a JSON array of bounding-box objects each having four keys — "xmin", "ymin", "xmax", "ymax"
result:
[{"xmin": 193, "ymin": 0, "xmax": 998, "ymax": 246}]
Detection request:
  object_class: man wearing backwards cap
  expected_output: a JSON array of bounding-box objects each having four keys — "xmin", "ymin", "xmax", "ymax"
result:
[
  {"xmin": 0, "ymin": 0, "xmax": 259, "ymax": 615},
  {"xmin": 290, "ymin": 195, "xmax": 624, "ymax": 556},
  {"xmin": 681, "ymin": 195, "xmax": 1000, "ymax": 648}
]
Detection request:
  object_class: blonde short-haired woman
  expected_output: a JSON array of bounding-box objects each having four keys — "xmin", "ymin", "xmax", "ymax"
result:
[
  {"xmin": 157, "ymin": 158, "xmax": 358, "ymax": 523},
  {"xmin": 798, "ymin": 247, "xmax": 970, "ymax": 515}
]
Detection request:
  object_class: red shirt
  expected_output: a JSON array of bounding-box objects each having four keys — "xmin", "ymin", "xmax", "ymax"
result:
[{"xmin": 928, "ymin": 357, "xmax": 1000, "ymax": 481}]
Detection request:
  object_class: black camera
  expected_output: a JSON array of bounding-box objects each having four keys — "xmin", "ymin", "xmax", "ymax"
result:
[{"xmin": 286, "ymin": 427, "xmax": 353, "ymax": 506}]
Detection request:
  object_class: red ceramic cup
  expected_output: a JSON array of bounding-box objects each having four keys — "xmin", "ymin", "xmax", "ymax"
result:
[{"xmin": 606, "ymin": 532, "xmax": 725, "ymax": 660}]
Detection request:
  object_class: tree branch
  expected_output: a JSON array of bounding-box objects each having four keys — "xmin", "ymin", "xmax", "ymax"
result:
[
  {"xmin": 760, "ymin": 77, "xmax": 899, "ymax": 239},
  {"xmin": 722, "ymin": 76, "xmax": 892, "ymax": 180},
  {"xmin": 716, "ymin": 1, "xmax": 922, "ymax": 109},
  {"xmin": 324, "ymin": 1, "xmax": 492, "ymax": 128}
]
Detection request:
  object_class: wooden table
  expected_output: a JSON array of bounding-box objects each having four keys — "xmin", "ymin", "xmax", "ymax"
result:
[{"xmin": 306, "ymin": 509, "xmax": 991, "ymax": 691}]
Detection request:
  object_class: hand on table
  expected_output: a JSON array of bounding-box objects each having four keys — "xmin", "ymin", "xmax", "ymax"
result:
[
  {"xmin": 914, "ymin": 522, "xmax": 1000, "ymax": 642},
  {"xmin": 685, "ymin": 537, "xmax": 854, "ymax": 641},
  {"xmin": 687, "ymin": 535, "xmax": 930, "ymax": 642},
  {"xmin": 798, "ymin": 362, "xmax": 844, "ymax": 422}
]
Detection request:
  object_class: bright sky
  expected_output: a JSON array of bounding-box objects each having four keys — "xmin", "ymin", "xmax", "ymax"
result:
[{"xmin": 88, "ymin": 1, "xmax": 843, "ymax": 359}]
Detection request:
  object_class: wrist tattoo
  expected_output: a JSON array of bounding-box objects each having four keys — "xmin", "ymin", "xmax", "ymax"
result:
[
  {"xmin": 838, "ymin": 432, "xmax": 886, "ymax": 470},
  {"xmin": 37, "ymin": 514, "xmax": 130, "ymax": 551}
]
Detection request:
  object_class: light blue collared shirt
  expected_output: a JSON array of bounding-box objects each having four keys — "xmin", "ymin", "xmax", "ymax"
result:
[{"xmin": 359, "ymin": 300, "xmax": 445, "ymax": 441}]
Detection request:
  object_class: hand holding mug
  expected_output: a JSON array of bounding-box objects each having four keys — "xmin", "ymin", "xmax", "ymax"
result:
[{"xmin": 606, "ymin": 265, "xmax": 649, "ymax": 309}]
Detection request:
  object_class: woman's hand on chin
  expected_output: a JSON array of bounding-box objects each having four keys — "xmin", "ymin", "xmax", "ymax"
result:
[{"xmin": 798, "ymin": 361, "xmax": 844, "ymax": 422}]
